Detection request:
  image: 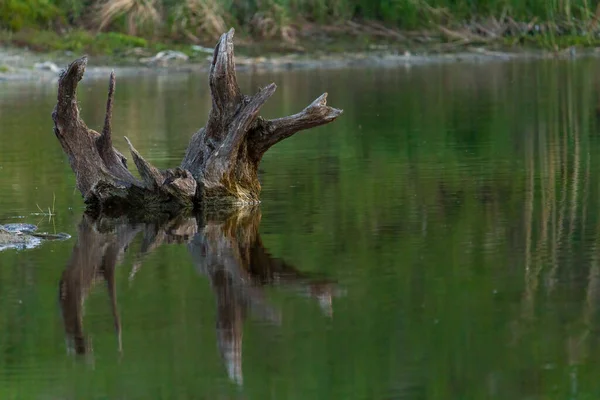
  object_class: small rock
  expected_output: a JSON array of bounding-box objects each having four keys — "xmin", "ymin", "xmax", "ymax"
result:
[
  {"xmin": 234, "ymin": 56, "xmax": 256, "ymax": 66},
  {"xmin": 368, "ymin": 44, "xmax": 388, "ymax": 51},
  {"xmin": 126, "ymin": 47, "xmax": 149, "ymax": 56},
  {"xmin": 140, "ymin": 50, "xmax": 189, "ymax": 66},
  {"xmin": 34, "ymin": 61, "xmax": 61, "ymax": 73},
  {"xmin": 1, "ymin": 223, "xmax": 37, "ymax": 233},
  {"xmin": 191, "ymin": 45, "xmax": 214, "ymax": 54}
]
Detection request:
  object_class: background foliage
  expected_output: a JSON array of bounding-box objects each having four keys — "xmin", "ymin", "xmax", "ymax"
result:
[{"xmin": 2, "ymin": 0, "xmax": 600, "ymax": 47}]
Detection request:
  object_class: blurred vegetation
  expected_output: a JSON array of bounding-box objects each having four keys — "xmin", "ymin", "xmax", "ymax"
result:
[
  {"xmin": 2, "ymin": 0, "xmax": 600, "ymax": 54},
  {"xmin": 2, "ymin": 29, "xmax": 147, "ymax": 53}
]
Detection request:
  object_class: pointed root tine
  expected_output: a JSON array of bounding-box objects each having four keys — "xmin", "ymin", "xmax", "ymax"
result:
[
  {"xmin": 205, "ymin": 83, "xmax": 277, "ymax": 175},
  {"xmin": 252, "ymin": 92, "xmax": 343, "ymax": 157},
  {"xmin": 97, "ymin": 70, "xmax": 116, "ymax": 160},
  {"xmin": 102, "ymin": 71, "xmax": 115, "ymax": 139},
  {"xmin": 124, "ymin": 137, "xmax": 163, "ymax": 189},
  {"xmin": 209, "ymin": 28, "xmax": 241, "ymax": 114},
  {"xmin": 56, "ymin": 56, "xmax": 88, "ymax": 121},
  {"xmin": 305, "ymin": 93, "xmax": 343, "ymax": 120},
  {"xmin": 234, "ymin": 83, "xmax": 277, "ymax": 135}
]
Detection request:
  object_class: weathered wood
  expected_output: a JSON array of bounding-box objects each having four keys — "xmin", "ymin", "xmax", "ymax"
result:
[
  {"xmin": 52, "ymin": 29, "xmax": 342, "ymax": 215},
  {"xmin": 52, "ymin": 58, "xmax": 197, "ymax": 217}
]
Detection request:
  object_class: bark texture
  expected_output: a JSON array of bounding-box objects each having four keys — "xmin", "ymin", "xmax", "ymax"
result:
[{"xmin": 52, "ymin": 29, "xmax": 342, "ymax": 216}]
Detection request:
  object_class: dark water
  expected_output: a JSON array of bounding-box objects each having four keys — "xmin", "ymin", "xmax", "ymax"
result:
[{"xmin": 2, "ymin": 59, "xmax": 600, "ymax": 399}]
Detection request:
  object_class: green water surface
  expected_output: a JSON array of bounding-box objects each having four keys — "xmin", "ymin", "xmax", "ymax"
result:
[{"xmin": 1, "ymin": 59, "xmax": 600, "ymax": 399}]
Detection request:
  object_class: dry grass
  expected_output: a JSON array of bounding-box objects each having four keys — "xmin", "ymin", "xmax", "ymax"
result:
[
  {"xmin": 171, "ymin": 0, "xmax": 229, "ymax": 42},
  {"xmin": 96, "ymin": 0, "xmax": 161, "ymax": 36},
  {"xmin": 249, "ymin": 2, "xmax": 297, "ymax": 44},
  {"xmin": 6, "ymin": 0, "xmax": 599, "ymax": 50}
]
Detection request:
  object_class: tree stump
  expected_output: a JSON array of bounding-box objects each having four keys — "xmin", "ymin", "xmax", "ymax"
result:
[{"xmin": 52, "ymin": 29, "xmax": 342, "ymax": 217}]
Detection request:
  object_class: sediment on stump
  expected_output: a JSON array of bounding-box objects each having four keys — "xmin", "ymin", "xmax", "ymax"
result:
[{"xmin": 52, "ymin": 29, "xmax": 342, "ymax": 217}]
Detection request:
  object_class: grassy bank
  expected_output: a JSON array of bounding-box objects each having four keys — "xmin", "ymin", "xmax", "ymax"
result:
[{"xmin": 2, "ymin": 0, "xmax": 600, "ymax": 56}]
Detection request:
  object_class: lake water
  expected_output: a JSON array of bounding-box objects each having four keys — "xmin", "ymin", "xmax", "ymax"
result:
[{"xmin": 1, "ymin": 58, "xmax": 600, "ymax": 399}]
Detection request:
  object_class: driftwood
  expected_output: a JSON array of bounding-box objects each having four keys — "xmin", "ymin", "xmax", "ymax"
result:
[
  {"xmin": 58, "ymin": 209, "xmax": 339, "ymax": 384},
  {"xmin": 52, "ymin": 29, "xmax": 342, "ymax": 217}
]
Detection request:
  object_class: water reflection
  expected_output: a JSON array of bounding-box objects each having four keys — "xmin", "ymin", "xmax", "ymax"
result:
[
  {"xmin": 58, "ymin": 209, "xmax": 338, "ymax": 384},
  {"xmin": 189, "ymin": 208, "xmax": 338, "ymax": 385},
  {"xmin": 59, "ymin": 214, "xmax": 128, "ymax": 356}
]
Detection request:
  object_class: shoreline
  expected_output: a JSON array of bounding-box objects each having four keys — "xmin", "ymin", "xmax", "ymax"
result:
[{"xmin": 0, "ymin": 43, "xmax": 596, "ymax": 83}]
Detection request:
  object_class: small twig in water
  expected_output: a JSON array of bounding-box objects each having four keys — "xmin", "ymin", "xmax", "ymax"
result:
[{"xmin": 33, "ymin": 192, "xmax": 57, "ymax": 225}]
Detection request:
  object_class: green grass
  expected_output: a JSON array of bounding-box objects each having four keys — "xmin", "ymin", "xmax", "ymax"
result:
[{"xmin": 0, "ymin": 29, "xmax": 148, "ymax": 54}]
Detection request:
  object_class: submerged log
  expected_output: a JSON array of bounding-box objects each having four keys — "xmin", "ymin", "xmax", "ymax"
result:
[{"xmin": 52, "ymin": 29, "xmax": 342, "ymax": 216}]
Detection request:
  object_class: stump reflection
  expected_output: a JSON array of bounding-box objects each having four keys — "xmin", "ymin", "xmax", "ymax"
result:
[
  {"xmin": 58, "ymin": 214, "xmax": 195, "ymax": 356},
  {"xmin": 58, "ymin": 209, "xmax": 338, "ymax": 384},
  {"xmin": 189, "ymin": 208, "xmax": 337, "ymax": 384}
]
